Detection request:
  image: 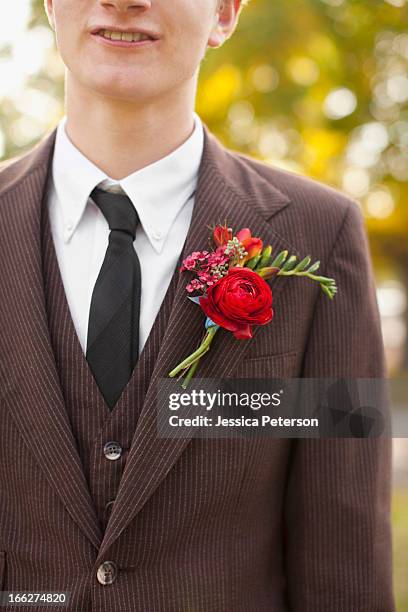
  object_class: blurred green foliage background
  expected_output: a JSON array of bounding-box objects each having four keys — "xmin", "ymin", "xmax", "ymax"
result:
[{"xmin": 0, "ymin": 0, "xmax": 407, "ymax": 607}]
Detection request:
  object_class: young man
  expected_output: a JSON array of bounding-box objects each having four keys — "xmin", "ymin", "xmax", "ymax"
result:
[{"xmin": 0, "ymin": 0, "xmax": 394, "ymax": 610}]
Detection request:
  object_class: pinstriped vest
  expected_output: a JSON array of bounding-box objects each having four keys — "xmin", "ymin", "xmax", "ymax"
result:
[{"xmin": 40, "ymin": 195, "xmax": 179, "ymax": 531}]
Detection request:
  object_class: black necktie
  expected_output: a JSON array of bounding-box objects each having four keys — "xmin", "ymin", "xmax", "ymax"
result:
[{"xmin": 86, "ymin": 186, "xmax": 141, "ymax": 410}]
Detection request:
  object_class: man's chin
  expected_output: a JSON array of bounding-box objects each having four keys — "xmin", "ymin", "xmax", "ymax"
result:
[{"xmin": 85, "ymin": 78, "xmax": 157, "ymax": 105}]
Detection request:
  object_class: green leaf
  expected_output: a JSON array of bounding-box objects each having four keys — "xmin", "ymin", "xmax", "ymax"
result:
[
  {"xmin": 294, "ymin": 256, "xmax": 311, "ymax": 272},
  {"xmin": 281, "ymin": 255, "xmax": 298, "ymax": 271},
  {"xmin": 256, "ymin": 245, "xmax": 272, "ymax": 269},
  {"xmin": 307, "ymin": 260, "xmax": 320, "ymax": 274},
  {"xmin": 271, "ymin": 250, "xmax": 288, "ymax": 268},
  {"xmin": 246, "ymin": 254, "xmax": 262, "ymax": 269},
  {"xmin": 321, "ymin": 284, "xmax": 335, "ymax": 299}
]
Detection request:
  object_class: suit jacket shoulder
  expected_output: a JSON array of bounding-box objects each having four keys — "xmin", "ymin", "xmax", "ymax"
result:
[
  {"xmin": 0, "ymin": 132, "xmax": 55, "ymax": 200},
  {"xmin": 212, "ymin": 142, "xmax": 362, "ymax": 265},
  {"xmin": 235, "ymin": 147, "xmax": 356, "ymax": 221}
]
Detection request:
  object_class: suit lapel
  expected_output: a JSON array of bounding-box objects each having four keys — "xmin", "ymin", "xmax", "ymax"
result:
[
  {"xmin": 0, "ymin": 132, "xmax": 103, "ymax": 550},
  {"xmin": 98, "ymin": 125, "xmax": 298, "ymax": 559}
]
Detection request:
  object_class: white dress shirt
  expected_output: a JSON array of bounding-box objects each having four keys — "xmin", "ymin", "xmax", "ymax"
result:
[{"xmin": 47, "ymin": 112, "xmax": 204, "ymax": 356}]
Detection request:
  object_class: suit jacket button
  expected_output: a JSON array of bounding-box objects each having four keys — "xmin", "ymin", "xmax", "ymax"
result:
[
  {"xmin": 105, "ymin": 500, "xmax": 115, "ymax": 513},
  {"xmin": 97, "ymin": 561, "xmax": 117, "ymax": 585},
  {"xmin": 103, "ymin": 441, "xmax": 122, "ymax": 460}
]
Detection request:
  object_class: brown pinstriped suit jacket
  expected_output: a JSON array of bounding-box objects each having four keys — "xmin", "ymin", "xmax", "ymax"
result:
[{"xmin": 0, "ymin": 124, "xmax": 395, "ymax": 611}]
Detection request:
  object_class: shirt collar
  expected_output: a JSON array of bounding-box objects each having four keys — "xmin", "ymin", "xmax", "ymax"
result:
[{"xmin": 51, "ymin": 111, "xmax": 204, "ymax": 253}]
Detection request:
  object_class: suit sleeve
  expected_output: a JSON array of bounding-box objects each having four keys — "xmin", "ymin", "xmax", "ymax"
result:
[{"xmin": 283, "ymin": 202, "xmax": 395, "ymax": 611}]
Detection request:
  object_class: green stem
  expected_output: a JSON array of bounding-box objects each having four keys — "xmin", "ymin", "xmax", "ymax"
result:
[
  {"xmin": 181, "ymin": 358, "xmax": 201, "ymax": 389},
  {"xmin": 277, "ymin": 269, "xmax": 332, "ymax": 282},
  {"xmin": 176, "ymin": 345, "xmax": 211, "ymax": 382},
  {"xmin": 168, "ymin": 326, "xmax": 219, "ymax": 378}
]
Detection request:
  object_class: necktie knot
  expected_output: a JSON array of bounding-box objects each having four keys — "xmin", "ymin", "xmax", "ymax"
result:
[{"xmin": 90, "ymin": 186, "xmax": 139, "ymax": 239}]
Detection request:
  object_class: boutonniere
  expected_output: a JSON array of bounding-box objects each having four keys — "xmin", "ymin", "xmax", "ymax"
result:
[{"xmin": 168, "ymin": 223, "xmax": 337, "ymax": 388}]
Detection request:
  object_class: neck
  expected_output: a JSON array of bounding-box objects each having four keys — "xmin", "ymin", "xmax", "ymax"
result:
[{"xmin": 64, "ymin": 72, "xmax": 198, "ymax": 180}]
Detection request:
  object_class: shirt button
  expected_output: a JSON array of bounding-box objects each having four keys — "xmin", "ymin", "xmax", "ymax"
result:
[
  {"xmin": 103, "ymin": 441, "xmax": 122, "ymax": 461},
  {"xmin": 152, "ymin": 229, "xmax": 162, "ymax": 240},
  {"xmin": 66, "ymin": 220, "xmax": 73, "ymax": 231},
  {"xmin": 96, "ymin": 560, "xmax": 117, "ymax": 585}
]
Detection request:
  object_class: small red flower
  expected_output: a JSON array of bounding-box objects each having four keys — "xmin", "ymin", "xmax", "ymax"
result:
[
  {"xmin": 208, "ymin": 246, "xmax": 230, "ymax": 267},
  {"xmin": 186, "ymin": 279, "xmax": 206, "ymax": 293},
  {"xmin": 213, "ymin": 224, "xmax": 233, "ymax": 247},
  {"xmin": 199, "ymin": 267, "xmax": 273, "ymax": 339},
  {"xmin": 180, "ymin": 250, "xmax": 210, "ymax": 272},
  {"xmin": 236, "ymin": 228, "xmax": 263, "ymax": 264}
]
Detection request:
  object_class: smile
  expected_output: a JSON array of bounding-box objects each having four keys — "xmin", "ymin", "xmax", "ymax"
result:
[{"xmin": 97, "ymin": 30, "xmax": 153, "ymax": 42}]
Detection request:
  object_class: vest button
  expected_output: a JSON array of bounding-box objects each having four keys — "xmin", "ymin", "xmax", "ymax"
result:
[
  {"xmin": 96, "ymin": 560, "xmax": 117, "ymax": 585},
  {"xmin": 105, "ymin": 500, "xmax": 115, "ymax": 513},
  {"xmin": 103, "ymin": 441, "xmax": 122, "ymax": 461}
]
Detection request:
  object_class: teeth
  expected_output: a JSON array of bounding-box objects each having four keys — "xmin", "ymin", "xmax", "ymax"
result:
[
  {"xmin": 100, "ymin": 30, "xmax": 151, "ymax": 42},
  {"xmin": 131, "ymin": 33, "xmax": 151, "ymax": 42}
]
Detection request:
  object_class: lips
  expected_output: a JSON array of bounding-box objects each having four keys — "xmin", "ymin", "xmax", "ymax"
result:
[
  {"xmin": 90, "ymin": 25, "xmax": 160, "ymax": 49},
  {"xmin": 97, "ymin": 29, "xmax": 153, "ymax": 42},
  {"xmin": 90, "ymin": 26, "xmax": 160, "ymax": 41},
  {"xmin": 90, "ymin": 26, "xmax": 160, "ymax": 48}
]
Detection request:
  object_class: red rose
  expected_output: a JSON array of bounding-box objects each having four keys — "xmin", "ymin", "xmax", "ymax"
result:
[{"xmin": 199, "ymin": 267, "xmax": 273, "ymax": 340}]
